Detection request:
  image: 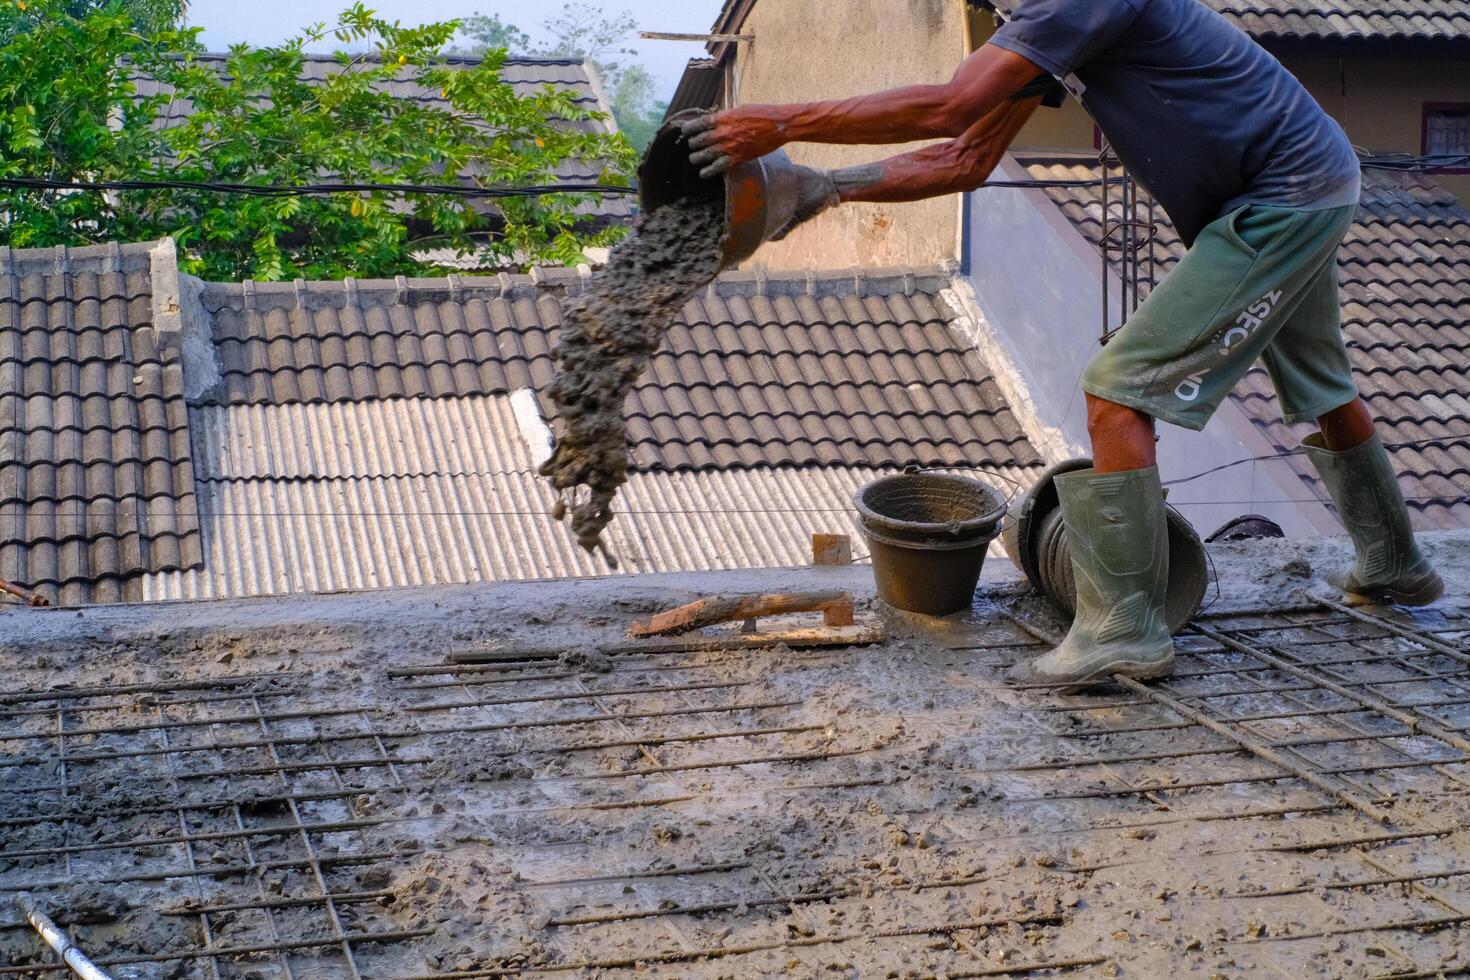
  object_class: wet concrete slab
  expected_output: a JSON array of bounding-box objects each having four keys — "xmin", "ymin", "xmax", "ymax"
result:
[{"xmin": 0, "ymin": 531, "xmax": 1467, "ymax": 978}]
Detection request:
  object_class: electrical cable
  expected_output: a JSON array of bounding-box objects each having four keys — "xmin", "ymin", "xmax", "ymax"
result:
[
  {"xmin": 0, "ymin": 152, "xmax": 1462, "ymax": 202},
  {"xmin": 0, "ymin": 175, "xmax": 633, "ymax": 199},
  {"xmin": 1161, "ymin": 431, "xmax": 1470, "ymax": 489}
]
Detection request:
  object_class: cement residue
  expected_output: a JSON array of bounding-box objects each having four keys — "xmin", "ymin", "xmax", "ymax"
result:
[
  {"xmin": 539, "ymin": 198, "xmax": 725, "ymax": 563},
  {"xmin": 3, "ymin": 536, "xmax": 1469, "ymax": 976},
  {"xmin": 383, "ymin": 847, "xmax": 570, "ymax": 971}
]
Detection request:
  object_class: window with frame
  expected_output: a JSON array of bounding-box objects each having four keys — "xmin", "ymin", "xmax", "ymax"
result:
[{"xmin": 1422, "ymin": 103, "xmax": 1470, "ymax": 173}]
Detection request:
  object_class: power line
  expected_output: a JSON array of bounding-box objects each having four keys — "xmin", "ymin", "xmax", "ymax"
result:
[
  {"xmin": 1162, "ymin": 431, "xmax": 1470, "ymax": 489},
  {"xmin": 0, "ymin": 152, "xmax": 1462, "ymax": 203},
  {"xmin": 0, "ymin": 176, "xmax": 634, "ymax": 199}
]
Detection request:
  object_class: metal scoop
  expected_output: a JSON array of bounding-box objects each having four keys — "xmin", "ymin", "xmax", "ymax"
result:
[{"xmin": 638, "ymin": 108, "xmax": 804, "ymax": 268}]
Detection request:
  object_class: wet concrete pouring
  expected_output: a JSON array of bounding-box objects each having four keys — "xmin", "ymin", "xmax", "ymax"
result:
[
  {"xmin": 539, "ymin": 197, "xmax": 725, "ymax": 562},
  {"xmin": 2, "ymin": 533, "xmax": 1469, "ymax": 979}
]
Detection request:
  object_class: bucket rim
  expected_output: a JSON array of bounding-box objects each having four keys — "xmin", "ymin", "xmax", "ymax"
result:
[
  {"xmin": 859, "ymin": 524, "xmax": 1000, "ymax": 552},
  {"xmin": 853, "ymin": 472, "xmax": 1009, "ymax": 540}
]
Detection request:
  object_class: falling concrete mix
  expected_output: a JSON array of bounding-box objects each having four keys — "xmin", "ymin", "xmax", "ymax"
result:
[
  {"xmin": 539, "ymin": 198, "xmax": 726, "ymax": 563},
  {"xmin": 1, "ymin": 533, "xmax": 1468, "ymax": 978}
]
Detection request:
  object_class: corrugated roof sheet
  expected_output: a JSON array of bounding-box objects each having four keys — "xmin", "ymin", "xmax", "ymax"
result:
[
  {"xmin": 1018, "ymin": 153, "xmax": 1470, "ymax": 531},
  {"xmin": 130, "ymin": 54, "xmax": 631, "ymax": 222},
  {"xmin": 0, "ymin": 242, "xmax": 203, "ymax": 605},
  {"xmin": 667, "ymin": 58, "xmax": 723, "ymax": 117},
  {"xmin": 144, "ymin": 396, "xmax": 1034, "ymax": 600},
  {"xmin": 196, "ymin": 267, "xmax": 1043, "ymax": 474},
  {"xmin": 981, "ymin": 0, "xmax": 1470, "ymax": 44}
]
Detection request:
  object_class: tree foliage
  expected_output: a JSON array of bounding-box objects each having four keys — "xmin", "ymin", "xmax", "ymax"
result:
[
  {"xmin": 610, "ymin": 65, "xmax": 667, "ymax": 153},
  {"xmin": 0, "ymin": 0, "xmax": 183, "ymax": 41},
  {"xmin": 0, "ymin": 1, "xmax": 636, "ymax": 280},
  {"xmin": 538, "ymin": 2, "xmax": 639, "ymax": 88},
  {"xmin": 452, "ymin": 3, "xmax": 668, "ymax": 152},
  {"xmin": 447, "ymin": 12, "xmax": 529, "ymax": 56}
]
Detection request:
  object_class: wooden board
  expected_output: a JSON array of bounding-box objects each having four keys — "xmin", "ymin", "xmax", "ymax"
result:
[{"xmin": 447, "ymin": 615, "xmax": 886, "ymax": 663}]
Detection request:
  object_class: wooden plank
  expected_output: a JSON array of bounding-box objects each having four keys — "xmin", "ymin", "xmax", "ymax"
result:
[
  {"xmin": 639, "ymin": 31, "xmax": 753, "ymax": 42},
  {"xmin": 446, "ymin": 617, "xmax": 886, "ymax": 663},
  {"xmin": 606, "ymin": 619, "xmax": 885, "ymax": 655},
  {"xmin": 630, "ymin": 591, "xmax": 854, "ymax": 637}
]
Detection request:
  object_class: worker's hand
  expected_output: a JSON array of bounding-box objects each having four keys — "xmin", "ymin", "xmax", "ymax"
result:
[
  {"xmin": 769, "ymin": 165, "xmax": 839, "ymax": 241},
  {"xmin": 680, "ymin": 108, "xmax": 788, "ymax": 178}
]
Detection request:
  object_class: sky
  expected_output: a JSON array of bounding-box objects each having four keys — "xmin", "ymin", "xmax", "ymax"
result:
[{"xmin": 185, "ymin": 0, "xmax": 724, "ymax": 102}]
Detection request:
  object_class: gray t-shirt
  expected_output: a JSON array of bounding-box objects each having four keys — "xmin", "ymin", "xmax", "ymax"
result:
[{"xmin": 990, "ymin": 0, "xmax": 1361, "ymax": 246}]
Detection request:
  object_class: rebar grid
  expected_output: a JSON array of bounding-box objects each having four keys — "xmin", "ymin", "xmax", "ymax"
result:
[
  {"xmin": 2, "ymin": 598, "xmax": 1466, "ymax": 978},
  {"xmin": 0, "ymin": 675, "xmax": 433, "ymax": 978},
  {"xmin": 384, "ymin": 649, "xmax": 1103, "ymax": 976},
  {"xmin": 1001, "ymin": 600, "xmax": 1470, "ymax": 972}
]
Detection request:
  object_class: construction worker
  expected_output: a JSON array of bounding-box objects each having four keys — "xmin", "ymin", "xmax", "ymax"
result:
[{"xmin": 681, "ymin": 0, "xmax": 1444, "ymax": 689}]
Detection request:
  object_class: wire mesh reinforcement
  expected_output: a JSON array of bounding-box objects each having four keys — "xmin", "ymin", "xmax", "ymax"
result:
[{"xmin": 0, "ymin": 596, "xmax": 1465, "ymax": 976}]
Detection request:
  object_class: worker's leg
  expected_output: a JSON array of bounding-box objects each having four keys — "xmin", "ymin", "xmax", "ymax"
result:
[
  {"xmin": 1316, "ymin": 398, "xmax": 1376, "ymax": 451},
  {"xmin": 1086, "ymin": 394, "xmax": 1156, "ymax": 472},
  {"xmin": 1260, "ymin": 263, "xmax": 1443, "ymax": 605},
  {"xmin": 1010, "ymin": 203, "xmax": 1357, "ymax": 690},
  {"xmin": 1006, "ymin": 393, "xmax": 1172, "ymax": 691}
]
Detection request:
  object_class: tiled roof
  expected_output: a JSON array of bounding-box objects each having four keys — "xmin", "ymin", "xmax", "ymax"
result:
[
  {"xmin": 0, "ymin": 242, "xmax": 202, "ymax": 605},
  {"xmin": 0, "ymin": 251, "xmax": 1044, "ymax": 605},
  {"xmin": 142, "ymin": 395, "xmax": 1037, "ymax": 601},
  {"xmin": 1204, "ymin": 0, "xmax": 1470, "ymax": 43},
  {"xmin": 196, "ymin": 268, "xmax": 1043, "ymax": 474},
  {"xmin": 131, "ymin": 54, "xmax": 632, "ymax": 222},
  {"xmin": 981, "ymin": 0, "xmax": 1470, "ymax": 44},
  {"xmin": 1018, "ymin": 153, "xmax": 1470, "ymax": 530}
]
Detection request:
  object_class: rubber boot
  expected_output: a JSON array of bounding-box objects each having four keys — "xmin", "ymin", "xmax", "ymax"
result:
[
  {"xmin": 1007, "ymin": 466, "xmax": 1175, "ymax": 691},
  {"xmin": 1301, "ymin": 433, "xmax": 1444, "ymax": 606}
]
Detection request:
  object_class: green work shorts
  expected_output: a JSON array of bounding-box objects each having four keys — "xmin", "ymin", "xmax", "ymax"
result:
[{"xmin": 1081, "ymin": 203, "xmax": 1359, "ymax": 430}]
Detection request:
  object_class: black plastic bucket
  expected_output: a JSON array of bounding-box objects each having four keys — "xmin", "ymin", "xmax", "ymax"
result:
[
  {"xmin": 639, "ymin": 109, "xmax": 805, "ymax": 268},
  {"xmin": 854, "ymin": 473, "xmax": 1008, "ymax": 616}
]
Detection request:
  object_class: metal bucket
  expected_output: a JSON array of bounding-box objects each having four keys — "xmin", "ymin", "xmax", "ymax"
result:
[
  {"xmin": 854, "ymin": 473, "xmax": 1008, "ymax": 617},
  {"xmin": 1000, "ymin": 458, "xmax": 1208, "ymax": 631},
  {"xmin": 638, "ymin": 109, "xmax": 804, "ymax": 268}
]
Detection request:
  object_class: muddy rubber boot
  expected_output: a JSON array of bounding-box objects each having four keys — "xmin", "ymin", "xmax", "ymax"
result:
[
  {"xmin": 1301, "ymin": 433, "xmax": 1444, "ymax": 606},
  {"xmin": 1007, "ymin": 466, "xmax": 1175, "ymax": 692}
]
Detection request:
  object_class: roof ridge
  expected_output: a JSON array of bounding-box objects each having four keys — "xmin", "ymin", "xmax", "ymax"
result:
[
  {"xmin": 0, "ymin": 240, "xmax": 158, "ymax": 275},
  {"xmin": 183, "ymin": 52, "xmax": 590, "ymax": 68},
  {"xmin": 199, "ymin": 264, "xmax": 958, "ymax": 308}
]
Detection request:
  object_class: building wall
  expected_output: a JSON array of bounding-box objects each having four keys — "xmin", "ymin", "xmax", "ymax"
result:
[
  {"xmin": 728, "ymin": 0, "xmax": 967, "ymax": 269},
  {"xmin": 967, "ymin": 11, "xmax": 1470, "ymax": 205},
  {"xmin": 725, "ymin": 4, "xmax": 1470, "ymax": 270},
  {"xmin": 1291, "ymin": 56, "xmax": 1470, "ymax": 205}
]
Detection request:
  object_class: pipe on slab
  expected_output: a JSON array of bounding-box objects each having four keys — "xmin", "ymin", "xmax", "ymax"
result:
[{"xmin": 11, "ymin": 893, "xmax": 115, "ymax": 980}]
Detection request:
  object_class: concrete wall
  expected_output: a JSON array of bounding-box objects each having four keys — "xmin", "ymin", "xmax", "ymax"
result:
[
  {"xmin": 728, "ymin": 0, "xmax": 967, "ymax": 269},
  {"xmin": 727, "ymin": 4, "xmax": 1470, "ymax": 270}
]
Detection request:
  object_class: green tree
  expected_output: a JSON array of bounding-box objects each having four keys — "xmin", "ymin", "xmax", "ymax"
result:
[
  {"xmin": 0, "ymin": 0, "xmax": 184, "ymax": 41},
  {"xmin": 538, "ymin": 2, "xmax": 639, "ymax": 89},
  {"xmin": 0, "ymin": 1, "xmax": 635, "ymax": 280},
  {"xmin": 448, "ymin": 12, "xmax": 529, "ymax": 55},
  {"xmin": 538, "ymin": 3, "xmax": 669, "ymax": 151},
  {"xmin": 609, "ymin": 65, "xmax": 666, "ymax": 152}
]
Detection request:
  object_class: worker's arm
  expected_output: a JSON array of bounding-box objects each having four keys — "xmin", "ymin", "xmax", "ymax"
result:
[
  {"xmin": 683, "ymin": 44, "xmax": 1044, "ymax": 177},
  {"xmin": 827, "ymin": 94, "xmax": 1041, "ymax": 203},
  {"xmin": 764, "ymin": 95, "xmax": 1043, "ymax": 239}
]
